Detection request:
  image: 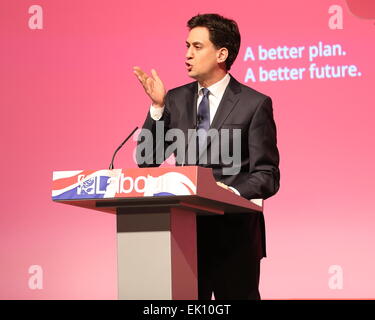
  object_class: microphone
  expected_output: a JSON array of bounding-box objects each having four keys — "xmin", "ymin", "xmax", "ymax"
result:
[{"xmin": 109, "ymin": 126, "xmax": 138, "ymax": 170}]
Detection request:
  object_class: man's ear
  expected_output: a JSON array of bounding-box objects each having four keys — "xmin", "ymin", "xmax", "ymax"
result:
[{"xmin": 217, "ymin": 47, "xmax": 228, "ymax": 64}]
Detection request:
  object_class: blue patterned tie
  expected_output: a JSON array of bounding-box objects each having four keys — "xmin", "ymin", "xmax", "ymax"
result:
[{"xmin": 197, "ymin": 88, "xmax": 210, "ymax": 157}]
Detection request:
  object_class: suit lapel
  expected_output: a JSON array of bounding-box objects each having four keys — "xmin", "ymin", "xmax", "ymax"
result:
[
  {"xmin": 210, "ymin": 75, "xmax": 241, "ymax": 131},
  {"xmin": 185, "ymin": 82, "xmax": 198, "ymax": 128}
]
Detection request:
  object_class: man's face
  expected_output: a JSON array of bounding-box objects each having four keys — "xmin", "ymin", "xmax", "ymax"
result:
[{"xmin": 185, "ymin": 27, "xmax": 222, "ymax": 81}]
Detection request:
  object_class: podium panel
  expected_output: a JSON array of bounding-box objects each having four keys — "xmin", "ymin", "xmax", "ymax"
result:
[
  {"xmin": 117, "ymin": 208, "xmax": 197, "ymax": 300},
  {"xmin": 52, "ymin": 166, "xmax": 262, "ymax": 299}
]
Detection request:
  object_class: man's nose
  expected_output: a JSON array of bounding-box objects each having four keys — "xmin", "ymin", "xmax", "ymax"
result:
[{"xmin": 185, "ymin": 47, "xmax": 193, "ymax": 59}]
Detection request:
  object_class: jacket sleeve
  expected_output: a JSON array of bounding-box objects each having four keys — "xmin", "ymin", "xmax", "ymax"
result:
[
  {"xmin": 136, "ymin": 92, "xmax": 172, "ymax": 167},
  {"xmin": 231, "ymin": 96, "xmax": 280, "ymax": 200}
]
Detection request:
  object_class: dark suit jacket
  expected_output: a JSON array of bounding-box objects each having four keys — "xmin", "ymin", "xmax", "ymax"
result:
[{"xmin": 137, "ymin": 74, "xmax": 280, "ymax": 258}]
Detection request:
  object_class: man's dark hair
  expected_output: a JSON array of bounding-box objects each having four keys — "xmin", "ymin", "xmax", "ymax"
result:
[{"xmin": 187, "ymin": 13, "xmax": 241, "ymax": 71}]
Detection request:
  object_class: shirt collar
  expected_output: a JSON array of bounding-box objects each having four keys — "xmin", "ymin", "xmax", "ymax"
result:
[{"xmin": 198, "ymin": 73, "xmax": 230, "ymax": 98}]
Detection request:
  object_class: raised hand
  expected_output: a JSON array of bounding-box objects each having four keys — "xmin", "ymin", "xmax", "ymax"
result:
[{"xmin": 133, "ymin": 67, "xmax": 166, "ymax": 108}]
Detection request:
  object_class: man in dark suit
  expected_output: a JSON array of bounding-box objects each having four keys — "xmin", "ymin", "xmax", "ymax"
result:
[{"xmin": 134, "ymin": 13, "xmax": 280, "ymax": 300}]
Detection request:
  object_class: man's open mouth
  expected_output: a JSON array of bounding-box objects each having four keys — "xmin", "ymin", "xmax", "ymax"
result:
[{"xmin": 185, "ymin": 62, "xmax": 192, "ymax": 71}]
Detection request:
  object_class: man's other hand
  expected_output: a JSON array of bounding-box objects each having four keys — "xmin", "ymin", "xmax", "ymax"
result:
[{"xmin": 216, "ymin": 181, "xmax": 235, "ymax": 193}]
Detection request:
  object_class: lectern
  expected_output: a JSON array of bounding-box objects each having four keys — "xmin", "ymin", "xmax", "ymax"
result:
[{"xmin": 52, "ymin": 166, "xmax": 262, "ymax": 300}]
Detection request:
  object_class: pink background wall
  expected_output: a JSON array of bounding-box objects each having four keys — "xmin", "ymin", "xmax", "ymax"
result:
[{"xmin": 1, "ymin": 0, "xmax": 374, "ymax": 299}]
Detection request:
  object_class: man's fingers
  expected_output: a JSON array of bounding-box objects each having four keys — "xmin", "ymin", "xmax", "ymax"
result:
[
  {"xmin": 133, "ymin": 66, "xmax": 142, "ymax": 77},
  {"xmin": 151, "ymin": 69, "xmax": 161, "ymax": 82},
  {"xmin": 133, "ymin": 66, "xmax": 149, "ymax": 83},
  {"xmin": 133, "ymin": 67, "xmax": 162, "ymax": 88},
  {"xmin": 216, "ymin": 182, "xmax": 234, "ymax": 193},
  {"xmin": 216, "ymin": 182, "xmax": 227, "ymax": 189},
  {"xmin": 133, "ymin": 66, "xmax": 145, "ymax": 75}
]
